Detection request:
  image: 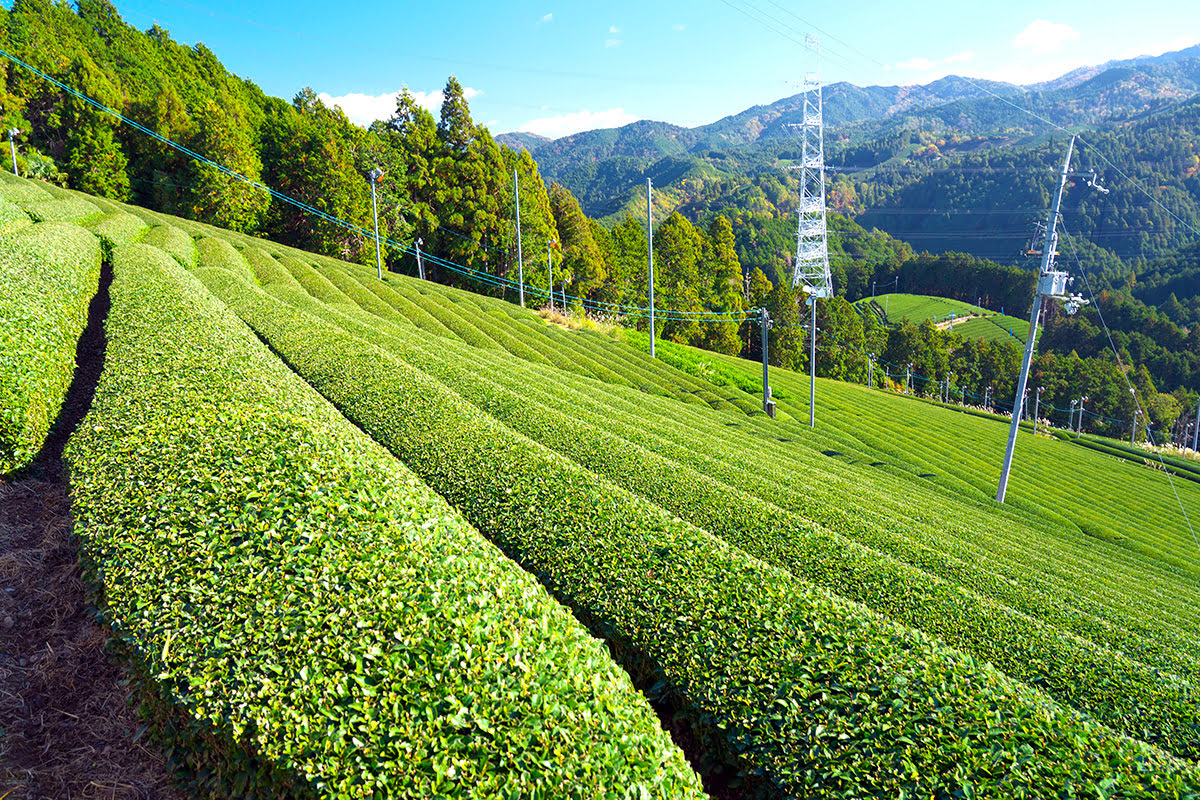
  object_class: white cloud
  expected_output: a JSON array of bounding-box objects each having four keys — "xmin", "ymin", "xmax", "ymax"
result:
[
  {"xmin": 609, "ymin": 25, "xmax": 621, "ymax": 34},
  {"xmin": 944, "ymin": 50, "xmax": 975, "ymax": 65},
  {"xmin": 605, "ymin": 38, "xmax": 621, "ymax": 48},
  {"xmin": 318, "ymin": 86, "xmax": 481, "ymax": 128},
  {"xmin": 1013, "ymin": 20, "xmax": 1080, "ymax": 54},
  {"xmin": 539, "ymin": 12, "xmax": 553, "ymax": 23},
  {"xmin": 894, "ymin": 57, "xmax": 936, "ymax": 71},
  {"xmin": 518, "ymin": 107, "xmax": 639, "ymax": 138}
]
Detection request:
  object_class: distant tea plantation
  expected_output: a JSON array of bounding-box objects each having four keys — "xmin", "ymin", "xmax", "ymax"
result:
[{"xmin": 4, "ymin": 170, "xmax": 1200, "ymax": 798}]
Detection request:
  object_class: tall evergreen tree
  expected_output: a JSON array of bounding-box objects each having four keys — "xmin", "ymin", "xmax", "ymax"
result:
[
  {"xmin": 188, "ymin": 96, "xmax": 268, "ymax": 233},
  {"xmin": 548, "ymin": 182, "xmax": 605, "ymax": 304},
  {"xmin": 61, "ymin": 56, "xmax": 129, "ymax": 200},
  {"xmin": 653, "ymin": 212, "xmax": 706, "ymax": 345},
  {"xmin": 699, "ymin": 215, "xmax": 745, "ymax": 355}
]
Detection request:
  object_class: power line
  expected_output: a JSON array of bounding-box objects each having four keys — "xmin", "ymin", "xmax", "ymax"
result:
[
  {"xmin": 1061, "ymin": 221, "xmax": 1199, "ymax": 550},
  {"xmin": 0, "ymin": 46, "xmax": 755, "ymax": 325}
]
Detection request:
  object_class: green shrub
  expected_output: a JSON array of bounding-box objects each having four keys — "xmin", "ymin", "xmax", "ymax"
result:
[
  {"xmin": 195, "ymin": 235, "xmax": 252, "ymax": 279},
  {"xmin": 0, "ymin": 221, "xmax": 102, "ymax": 474},
  {"xmin": 263, "ymin": 274, "xmax": 1200, "ymax": 760},
  {"xmin": 0, "ymin": 194, "xmax": 31, "ymax": 235},
  {"xmin": 0, "ymin": 179, "xmax": 53, "ymax": 203},
  {"xmin": 240, "ymin": 246, "xmax": 300, "ymax": 289},
  {"xmin": 198, "ymin": 266, "xmax": 1200, "ymax": 799},
  {"xmin": 67, "ymin": 243, "xmax": 704, "ymax": 800},
  {"xmin": 21, "ymin": 197, "xmax": 102, "ymax": 224},
  {"xmin": 141, "ymin": 224, "xmax": 197, "ymax": 269},
  {"xmin": 84, "ymin": 211, "xmax": 148, "ymax": 252}
]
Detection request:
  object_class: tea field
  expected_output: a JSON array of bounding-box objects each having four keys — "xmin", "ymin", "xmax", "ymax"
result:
[
  {"xmin": 4, "ymin": 171, "xmax": 1200, "ymax": 798},
  {"xmin": 855, "ymin": 292, "xmax": 1032, "ymax": 342}
]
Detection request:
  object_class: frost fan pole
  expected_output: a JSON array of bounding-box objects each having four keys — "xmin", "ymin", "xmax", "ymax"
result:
[
  {"xmin": 7, "ymin": 128, "xmax": 18, "ymax": 176},
  {"xmin": 647, "ymin": 178, "xmax": 655, "ymax": 359},
  {"xmin": 760, "ymin": 307, "xmax": 774, "ymax": 417},
  {"xmin": 368, "ymin": 167, "xmax": 383, "ymax": 280},
  {"xmin": 514, "ymin": 168, "xmax": 525, "ymax": 307}
]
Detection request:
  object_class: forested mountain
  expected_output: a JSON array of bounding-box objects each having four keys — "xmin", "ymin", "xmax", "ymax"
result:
[{"xmin": 7, "ymin": 0, "xmax": 1200, "ymax": 433}]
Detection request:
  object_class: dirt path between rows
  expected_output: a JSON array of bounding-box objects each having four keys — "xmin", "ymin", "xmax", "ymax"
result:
[
  {"xmin": 934, "ymin": 313, "xmax": 985, "ymax": 330},
  {"xmin": 0, "ymin": 261, "xmax": 182, "ymax": 800}
]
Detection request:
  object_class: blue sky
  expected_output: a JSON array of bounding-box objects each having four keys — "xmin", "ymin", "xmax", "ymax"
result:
[{"xmin": 115, "ymin": 0, "xmax": 1198, "ymax": 138}]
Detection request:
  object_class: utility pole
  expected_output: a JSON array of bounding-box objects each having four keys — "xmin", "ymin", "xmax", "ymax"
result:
[
  {"xmin": 996, "ymin": 136, "xmax": 1098, "ymax": 503},
  {"xmin": 647, "ymin": 179, "xmax": 656, "ymax": 358},
  {"xmin": 1192, "ymin": 397, "xmax": 1199, "ymax": 453},
  {"xmin": 514, "ymin": 168, "xmax": 525, "ymax": 307},
  {"xmin": 1076, "ymin": 396, "xmax": 1089, "ymax": 438},
  {"xmin": 368, "ymin": 168, "xmax": 384, "ymax": 280},
  {"xmin": 867, "ymin": 353, "xmax": 874, "ymax": 389},
  {"xmin": 415, "ymin": 237, "xmax": 425, "ymax": 281},
  {"xmin": 1132, "ymin": 410, "xmax": 1140, "ymax": 446},
  {"xmin": 7, "ymin": 129, "xmax": 18, "ymax": 176},
  {"xmin": 760, "ymin": 307, "xmax": 775, "ymax": 417},
  {"xmin": 906, "ymin": 364, "xmax": 912, "ymax": 395},
  {"xmin": 985, "ymin": 385, "xmax": 992, "ymax": 409},
  {"xmin": 1033, "ymin": 387, "xmax": 1044, "ymax": 435}
]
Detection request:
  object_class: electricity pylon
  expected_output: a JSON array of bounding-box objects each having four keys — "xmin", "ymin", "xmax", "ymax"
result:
[{"xmin": 791, "ymin": 34, "xmax": 833, "ymax": 428}]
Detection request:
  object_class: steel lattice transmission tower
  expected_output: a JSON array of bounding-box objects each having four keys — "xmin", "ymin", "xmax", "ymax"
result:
[
  {"xmin": 792, "ymin": 70, "xmax": 831, "ymax": 298},
  {"xmin": 791, "ymin": 34, "xmax": 832, "ymax": 428}
]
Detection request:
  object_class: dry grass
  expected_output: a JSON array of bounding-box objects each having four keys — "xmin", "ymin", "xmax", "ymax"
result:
[
  {"xmin": 535, "ymin": 304, "xmax": 623, "ymax": 337},
  {"xmin": 0, "ymin": 477, "xmax": 181, "ymax": 800}
]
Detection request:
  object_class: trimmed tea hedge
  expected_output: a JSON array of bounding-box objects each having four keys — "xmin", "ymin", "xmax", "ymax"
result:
[
  {"xmin": 0, "ymin": 179, "xmax": 53, "ymax": 203},
  {"xmin": 266, "ymin": 276, "xmax": 1200, "ymax": 760},
  {"xmin": 141, "ymin": 224, "xmax": 196, "ymax": 269},
  {"xmin": 199, "ymin": 265, "xmax": 1200, "ymax": 799},
  {"xmin": 0, "ymin": 194, "xmax": 32, "ymax": 235},
  {"xmin": 84, "ymin": 211, "xmax": 148, "ymax": 252},
  {"xmin": 0, "ymin": 221, "xmax": 102, "ymax": 475},
  {"xmin": 21, "ymin": 197, "xmax": 102, "ymax": 224},
  {"xmin": 66, "ymin": 243, "xmax": 704, "ymax": 799}
]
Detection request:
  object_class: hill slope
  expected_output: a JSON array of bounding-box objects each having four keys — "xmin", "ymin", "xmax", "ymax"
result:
[{"xmin": 8, "ymin": 172, "xmax": 1200, "ymax": 795}]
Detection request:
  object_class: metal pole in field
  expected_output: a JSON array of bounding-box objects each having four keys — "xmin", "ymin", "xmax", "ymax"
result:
[
  {"xmin": 867, "ymin": 354, "xmax": 873, "ymax": 389},
  {"xmin": 1076, "ymin": 396, "xmax": 1088, "ymax": 438},
  {"xmin": 7, "ymin": 129, "xmax": 18, "ymax": 176},
  {"xmin": 368, "ymin": 168, "xmax": 383, "ymax": 280},
  {"xmin": 760, "ymin": 307, "xmax": 774, "ymax": 417},
  {"xmin": 996, "ymin": 136, "xmax": 1095, "ymax": 503},
  {"xmin": 1192, "ymin": 397, "xmax": 1199, "ymax": 452},
  {"xmin": 1132, "ymin": 410, "xmax": 1139, "ymax": 445},
  {"xmin": 415, "ymin": 237, "xmax": 425, "ymax": 281},
  {"xmin": 809, "ymin": 300, "xmax": 817, "ymax": 428},
  {"xmin": 514, "ymin": 168, "xmax": 525, "ymax": 307},
  {"xmin": 1033, "ymin": 387, "xmax": 1043, "ymax": 435},
  {"xmin": 647, "ymin": 178, "xmax": 655, "ymax": 358}
]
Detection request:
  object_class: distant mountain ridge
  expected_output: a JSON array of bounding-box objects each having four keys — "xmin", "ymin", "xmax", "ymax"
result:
[{"xmin": 497, "ymin": 45, "xmax": 1200, "ymax": 217}]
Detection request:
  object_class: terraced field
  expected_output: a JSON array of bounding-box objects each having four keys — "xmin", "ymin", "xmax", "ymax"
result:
[
  {"xmin": 5, "ymin": 171, "xmax": 1200, "ymax": 798},
  {"xmin": 856, "ymin": 292, "xmax": 1031, "ymax": 342}
]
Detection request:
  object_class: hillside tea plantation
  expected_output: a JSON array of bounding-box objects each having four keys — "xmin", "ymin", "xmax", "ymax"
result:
[{"xmin": 4, "ymin": 171, "xmax": 1200, "ymax": 798}]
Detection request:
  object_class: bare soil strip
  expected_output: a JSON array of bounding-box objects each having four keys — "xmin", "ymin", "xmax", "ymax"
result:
[{"xmin": 0, "ymin": 261, "xmax": 181, "ymax": 800}]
